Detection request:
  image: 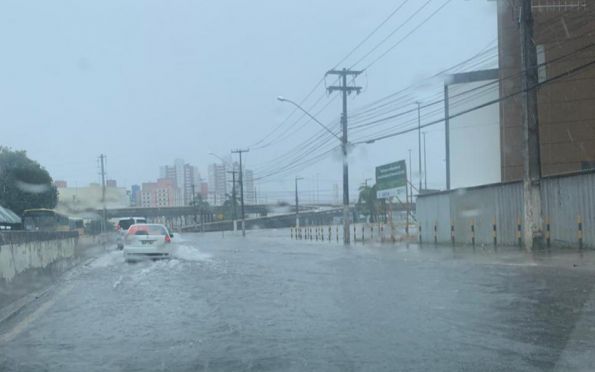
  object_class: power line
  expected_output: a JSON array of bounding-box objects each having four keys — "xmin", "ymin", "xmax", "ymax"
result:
[
  {"xmin": 354, "ymin": 56, "xmax": 595, "ymax": 145},
  {"xmin": 348, "ymin": 0, "xmax": 433, "ymax": 69},
  {"xmin": 348, "ymin": 42, "xmax": 595, "ymax": 134},
  {"xmin": 361, "ymin": 0, "xmax": 454, "ymax": 71},
  {"xmin": 331, "ymin": 0, "xmax": 411, "ymax": 69}
]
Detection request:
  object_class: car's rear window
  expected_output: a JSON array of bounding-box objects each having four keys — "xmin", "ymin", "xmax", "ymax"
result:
[
  {"xmin": 128, "ymin": 224, "xmax": 168, "ymax": 236},
  {"xmin": 136, "ymin": 218, "xmax": 147, "ymax": 224}
]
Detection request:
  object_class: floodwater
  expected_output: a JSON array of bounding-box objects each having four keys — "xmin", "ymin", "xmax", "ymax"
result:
[{"xmin": 1, "ymin": 229, "xmax": 594, "ymax": 371}]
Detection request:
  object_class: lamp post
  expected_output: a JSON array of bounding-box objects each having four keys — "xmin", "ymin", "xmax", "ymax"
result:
[
  {"xmin": 416, "ymin": 102, "xmax": 422, "ymax": 193},
  {"xmin": 277, "ymin": 96, "xmax": 351, "ymax": 244}
]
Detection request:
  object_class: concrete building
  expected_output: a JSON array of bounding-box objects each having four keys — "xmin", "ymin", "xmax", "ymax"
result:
[
  {"xmin": 497, "ymin": 0, "xmax": 595, "ymax": 181},
  {"xmin": 244, "ymin": 169, "xmax": 255, "ymax": 204},
  {"xmin": 200, "ymin": 181, "xmax": 209, "ymax": 199},
  {"xmin": 141, "ymin": 178, "xmax": 177, "ymax": 208},
  {"xmin": 130, "ymin": 184, "xmax": 141, "ymax": 207},
  {"xmin": 160, "ymin": 159, "xmax": 196, "ymax": 206},
  {"xmin": 54, "ymin": 180, "xmax": 67, "ymax": 188},
  {"xmin": 446, "ymin": 69, "xmax": 501, "ymax": 189},
  {"xmin": 57, "ymin": 184, "xmax": 129, "ymax": 211},
  {"xmin": 208, "ymin": 163, "xmax": 227, "ymax": 206}
]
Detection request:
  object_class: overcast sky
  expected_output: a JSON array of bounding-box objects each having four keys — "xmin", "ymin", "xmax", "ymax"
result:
[{"xmin": 0, "ymin": 0, "xmax": 497, "ymax": 203}]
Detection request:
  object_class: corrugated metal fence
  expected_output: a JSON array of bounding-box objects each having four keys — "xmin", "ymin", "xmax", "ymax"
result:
[{"xmin": 417, "ymin": 171, "xmax": 595, "ymax": 248}]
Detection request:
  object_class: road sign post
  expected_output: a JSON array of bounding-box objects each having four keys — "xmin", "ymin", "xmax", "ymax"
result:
[
  {"xmin": 376, "ymin": 160, "xmax": 408, "ymax": 236},
  {"xmin": 376, "ymin": 160, "xmax": 407, "ymax": 200}
]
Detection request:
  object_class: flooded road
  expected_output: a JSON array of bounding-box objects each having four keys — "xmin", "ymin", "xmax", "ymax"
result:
[{"xmin": 1, "ymin": 230, "xmax": 595, "ymax": 371}]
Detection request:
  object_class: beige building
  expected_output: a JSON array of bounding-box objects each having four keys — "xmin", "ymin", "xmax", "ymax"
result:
[
  {"xmin": 57, "ymin": 184, "xmax": 130, "ymax": 212},
  {"xmin": 141, "ymin": 178, "xmax": 178, "ymax": 208}
]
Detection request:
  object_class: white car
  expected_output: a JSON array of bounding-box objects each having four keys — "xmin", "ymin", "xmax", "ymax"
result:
[
  {"xmin": 115, "ymin": 217, "xmax": 147, "ymax": 249},
  {"xmin": 123, "ymin": 223, "xmax": 174, "ymax": 262}
]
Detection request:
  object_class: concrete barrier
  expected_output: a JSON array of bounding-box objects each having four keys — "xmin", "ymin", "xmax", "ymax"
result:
[{"xmin": 0, "ymin": 232, "xmax": 110, "ymax": 316}]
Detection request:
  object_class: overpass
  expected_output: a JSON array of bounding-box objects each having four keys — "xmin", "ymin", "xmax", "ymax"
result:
[
  {"xmin": 100, "ymin": 202, "xmax": 415, "ymax": 230},
  {"xmin": 101, "ymin": 205, "xmax": 267, "ymax": 219},
  {"xmin": 182, "ymin": 208, "xmax": 345, "ymax": 232},
  {"xmin": 181, "ymin": 202, "xmax": 416, "ymax": 233}
]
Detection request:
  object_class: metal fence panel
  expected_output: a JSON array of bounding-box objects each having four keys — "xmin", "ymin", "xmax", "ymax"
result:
[
  {"xmin": 448, "ymin": 183, "xmax": 523, "ymax": 246},
  {"xmin": 419, "ymin": 171, "xmax": 595, "ymax": 248},
  {"xmin": 542, "ymin": 172, "xmax": 595, "ymax": 248},
  {"xmin": 417, "ymin": 192, "xmax": 450, "ymax": 243},
  {"xmin": 418, "ymin": 182, "xmax": 524, "ymax": 246}
]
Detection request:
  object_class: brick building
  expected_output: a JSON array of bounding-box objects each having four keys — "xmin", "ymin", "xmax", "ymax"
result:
[{"xmin": 498, "ymin": 0, "xmax": 595, "ymax": 180}]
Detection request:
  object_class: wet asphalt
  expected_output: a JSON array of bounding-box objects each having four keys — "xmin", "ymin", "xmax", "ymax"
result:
[{"xmin": 1, "ymin": 229, "xmax": 595, "ymax": 371}]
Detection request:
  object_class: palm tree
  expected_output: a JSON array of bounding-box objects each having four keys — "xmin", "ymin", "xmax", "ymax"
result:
[{"xmin": 357, "ymin": 184, "xmax": 379, "ymax": 223}]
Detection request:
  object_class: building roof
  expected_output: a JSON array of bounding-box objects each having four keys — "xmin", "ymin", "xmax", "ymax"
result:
[{"xmin": 447, "ymin": 68, "xmax": 499, "ymax": 85}]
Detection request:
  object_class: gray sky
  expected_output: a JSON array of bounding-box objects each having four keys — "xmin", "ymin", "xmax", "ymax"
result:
[{"xmin": 0, "ymin": 0, "xmax": 497, "ymax": 203}]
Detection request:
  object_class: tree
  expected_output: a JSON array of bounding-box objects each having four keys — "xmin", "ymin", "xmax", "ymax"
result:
[
  {"xmin": 221, "ymin": 188, "xmax": 239, "ymax": 220},
  {"xmin": 0, "ymin": 147, "xmax": 58, "ymax": 215},
  {"xmin": 356, "ymin": 184, "xmax": 379, "ymax": 223},
  {"xmin": 190, "ymin": 193, "xmax": 211, "ymax": 223}
]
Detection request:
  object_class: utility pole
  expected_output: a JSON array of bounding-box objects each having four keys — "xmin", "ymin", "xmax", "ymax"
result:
[
  {"xmin": 326, "ymin": 68, "xmax": 362, "ymax": 245},
  {"xmin": 520, "ymin": 0, "xmax": 543, "ymax": 250},
  {"xmin": 227, "ymin": 170, "xmax": 238, "ymax": 230},
  {"xmin": 444, "ymin": 84, "xmax": 451, "ymax": 190},
  {"xmin": 408, "ymin": 149, "xmax": 413, "ymax": 202},
  {"xmin": 232, "ymin": 149, "xmax": 249, "ymax": 237},
  {"xmin": 191, "ymin": 183, "xmax": 197, "ymax": 224},
  {"xmin": 407, "ymin": 149, "xmax": 412, "ymax": 235},
  {"xmin": 416, "ymin": 102, "xmax": 422, "ymax": 192},
  {"xmin": 99, "ymin": 154, "xmax": 107, "ymax": 233},
  {"xmin": 423, "ymin": 132, "xmax": 427, "ymax": 191},
  {"xmin": 295, "ymin": 176, "xmax": 303, "ymax": 228}
]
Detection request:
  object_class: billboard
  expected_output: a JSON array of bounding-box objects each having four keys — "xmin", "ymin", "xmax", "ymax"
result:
[{"xmin": 376, "ymin": 160, "xmax": 407, "ymax": 199}]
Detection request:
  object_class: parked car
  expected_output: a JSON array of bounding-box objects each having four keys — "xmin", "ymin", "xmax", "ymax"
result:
[
  {"xmin": 115, "ymin": 217, "xmax": 147, "ymax": 249},
  {"xmin": 123, "ymin": 223, "xmax": 173, "ymax": 262}
]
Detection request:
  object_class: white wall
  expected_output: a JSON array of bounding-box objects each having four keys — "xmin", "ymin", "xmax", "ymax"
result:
[{"xmin": 449, "ymin": 80, "xmax": 501, "ymax": 188}]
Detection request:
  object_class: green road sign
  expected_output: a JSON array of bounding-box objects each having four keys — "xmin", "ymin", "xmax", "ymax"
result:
[{"xmin": 376, "ymin": 160, "xmax": 407, "ymax": 199}]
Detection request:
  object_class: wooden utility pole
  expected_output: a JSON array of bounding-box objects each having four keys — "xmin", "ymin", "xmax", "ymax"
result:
[
  {"xmin": 326, "ymin": 68, "xmax": 362, "ymax": 244},
  {"xmin": 520, "ymin": 0, "xmax": 543, "ymax": 250}
]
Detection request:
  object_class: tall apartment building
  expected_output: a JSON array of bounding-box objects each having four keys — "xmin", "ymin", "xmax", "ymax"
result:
[
  {"xmin": 244, "ymin": 169, "xmax": 255, "ymax": 204},
  {"xmin": 160, "ymin": 159, "xmax": 196, "ymax": 206},
  {"xmin": 497, "ymin": 0, "xmax": 595, "ymax": 180},
  {"xmin": 208, "ymin": 163, "xmax": 227, "ymax": 206},
  {"xmin": 130, "ymin": 184, "xmax": 141, "ymax": 207},
  {"xmin": 141, "ymin": 178, "xmax": 177, "ymax": 208}
]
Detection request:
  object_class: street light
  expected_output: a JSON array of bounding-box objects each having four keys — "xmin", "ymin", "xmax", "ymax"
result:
[
  {"xmin": 416, "ymin": 101, "xmax": 422, "ymax": 193},
  {"xmin": 278, "ymin": 95, "xmax": 350, "ymax": 245},
  {"xmin": 277, "ymin": 96, "xmax": 341, "ymax": 140}
]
